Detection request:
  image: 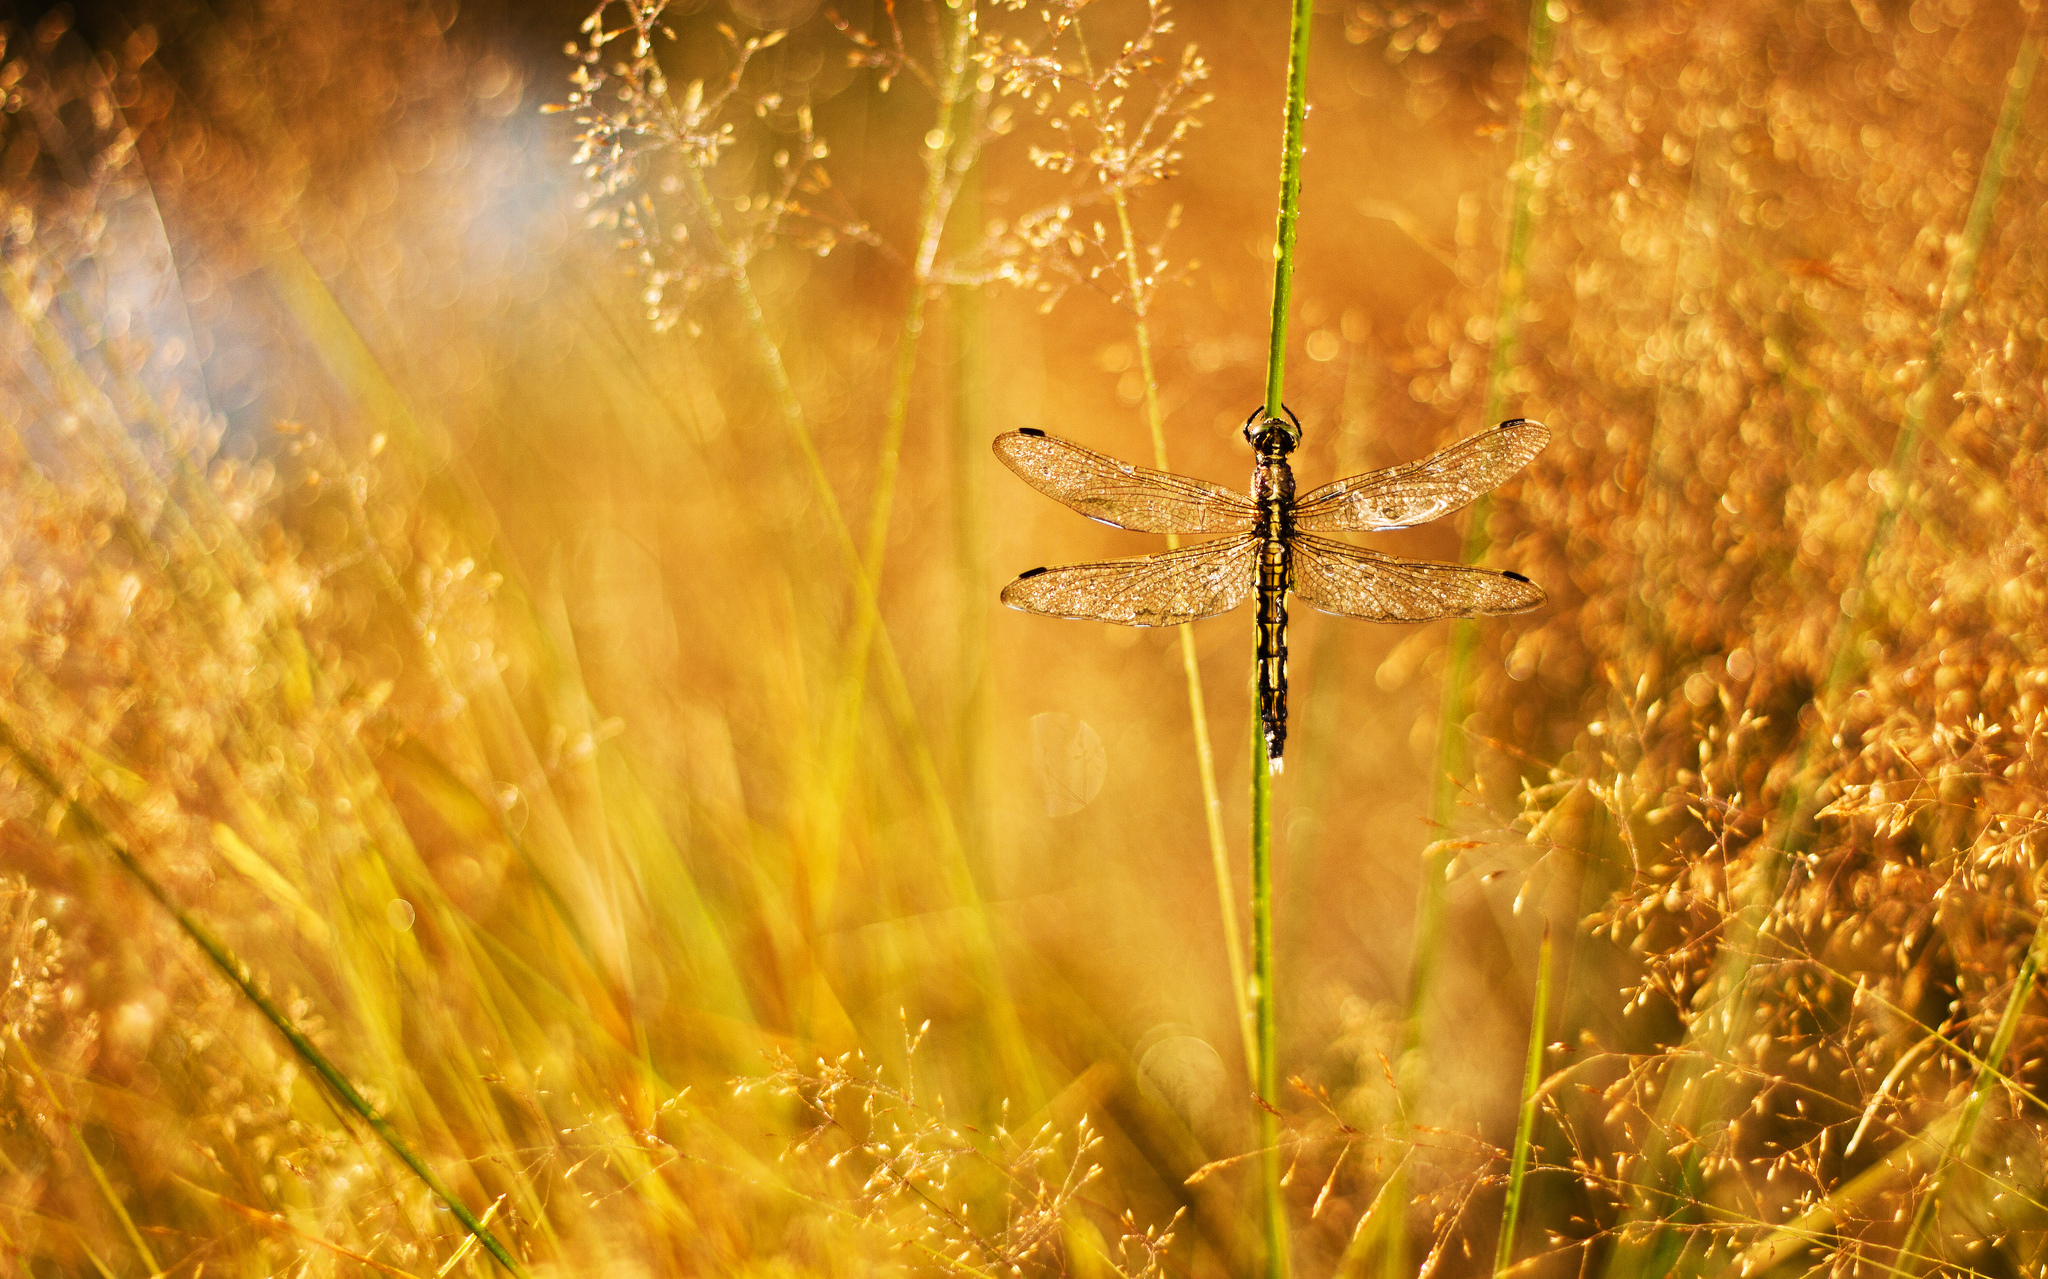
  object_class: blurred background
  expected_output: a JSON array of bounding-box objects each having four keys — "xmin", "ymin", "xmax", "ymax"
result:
[{"xmin": 4, "ymin": 0, "xmax": 2048, "ymax": 1274}]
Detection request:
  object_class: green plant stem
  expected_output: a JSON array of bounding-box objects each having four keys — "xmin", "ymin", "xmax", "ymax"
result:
[
  {"xmin": 1252, "ymin": 714, "xmax": 1287, "ymax": 1279},
  {"xmin": 1598, "ymin": 30, "xmax": 2036, "ymax": 1279},
  {"xmin": 783, "ymin": 12, "xmax": 1041, "ymax": 1104},
  {"xmin": 1889, "ymin": 908, "xmax": 2048, "ymax": 1277},
  {"xmin": 0, "ymin": 719, "xmax": 531, "ymax": 1278},
  {"xmin": 1493, "ymin": 924, "xmax": 1553, "ymax": 1277},
  {"xmin": 1108, "ymin": 190, "xmax": 1256, "ymax": 1079},
  {"xmin": 1375, "ymin": 7, "xmax": 1555, "ymax": 1276},
  {"xmin": 1261, "ymin": 0, "xmax": 1314, "ymax": 419},
  {"xmin": 1253, "ymin": 1, "xmax": 1314, "ymax": 1274},
  {"xmin": 828, "ymin": 0, "xmax": 978, "ymax": 793},
  {"xmin": 1412, "ymin": 0, "xmax": 1558, "ymax": 1046},
  {"xmin": 1823, "ymin": 30, "xmax": 2037, "ymax": 699},
  {"xmin": 682, "ymin": 137, "xmax": 1038, "ymax": 1102},
  {"xmin": 680, "ymin": 14, "xmax": 981, "ymax": 936},
  {"xmin": 1072, "ymin": 21, "xmax": 1250, "ymax": 1074},
  {"xmin": 7, "ymin": 1033, "xmax": 162, "ymax": 1275}
]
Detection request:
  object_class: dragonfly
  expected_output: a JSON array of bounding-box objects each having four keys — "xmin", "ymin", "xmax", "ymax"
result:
[{"xmin": 994, "ymin": 407, "xmax": 1549, "ymax": 771}]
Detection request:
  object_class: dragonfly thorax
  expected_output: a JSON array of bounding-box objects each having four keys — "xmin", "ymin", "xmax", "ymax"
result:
[{"xmin": 1252, "ymin": 453, "xmax": 1295, "ymax": 513}]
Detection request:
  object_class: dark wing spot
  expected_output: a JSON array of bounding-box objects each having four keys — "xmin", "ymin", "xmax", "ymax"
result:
[
  {"xmin": 1503, "ymin": 571, "xmax": 1531, "ymax": 582},
  {"xmin": 1498, "ymin": 418, "xmax": 1529, "ymax": 430},
  {"xmin": 1018, "ymin": 427, "xmax": 1047, "ymax": 438},
  {"xmin": 1017, "ymin": 566, "xmax": 1049, "ymax": 579}
]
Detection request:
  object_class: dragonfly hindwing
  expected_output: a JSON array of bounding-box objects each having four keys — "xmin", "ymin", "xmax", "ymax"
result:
[
  {"xmin": 1291, "ymin": 534, "xmax": 1546, "ymax": 622},
  {"xmin": 999, "ymin": 535, "xmax": 1260, "ymax": 627}
]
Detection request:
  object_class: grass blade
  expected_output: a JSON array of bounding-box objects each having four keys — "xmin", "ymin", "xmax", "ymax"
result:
[
  {"xmin": 1412, "ymin": 0, "xmax": 1559, "ymax": 1046},
  {"xmin": 1599, "ymin": 30, "xmax": 2039, "ymax": 1278},
  {"xmin": 1260, "ymin": 0, "xmax": 1314, "ymax": 419},
  {"xmin": 1888, "ymin": 909, "xmax": 2048, "ymax": 1277},
  {"xmin": 826, "ymin": 0, "xmax": 980, "ymax": 797},
  {"xmin": 1253, "ymin": 0, "xmax": 1315, "ymax": 1273},
  {"xmin": 1108, "ymin": 185, "xmax": 1255, "ymax": 1081},
  {"xmin": 951, "ymin": 169, "xmax": 993, "ymax": 882},
  {"xmin": 680, "ymin": 124, "xmax": 1040, "ymax": 1099},
  {"xmin": 1252, "ymin": 712, "xmax": 1287, "ymax": 1279},
  {"xmin": 7, "ymin": 1034, "xmax": 162, "ymax": 1276},
  {"xmin": 1379, "ymin": 6, "xmax": 1557, "ymax": 1274},
  {"xmin": 1493, "ymin": 923, "xmax": 1553, "ymax": 1277},
  {"xmin": 0, "ymin": 719, "xmax": 532, "ymax": 1279}
]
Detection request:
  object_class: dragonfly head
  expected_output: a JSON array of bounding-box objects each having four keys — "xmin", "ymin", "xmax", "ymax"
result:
[{"xmin": 1243, "ymin": 404, "xmax": 1303, "ymax": 457}]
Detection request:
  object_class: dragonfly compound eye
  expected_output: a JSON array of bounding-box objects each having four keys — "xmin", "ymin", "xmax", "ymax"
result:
[{"xmin": 1243, "ymin": 407, "xmax": 1302, "ymax": 454}]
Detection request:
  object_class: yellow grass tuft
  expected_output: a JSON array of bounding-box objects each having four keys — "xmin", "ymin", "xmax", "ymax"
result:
[{"xmin": 3, "ymin": 2, "xmax": 2046, "ymax": 1275}]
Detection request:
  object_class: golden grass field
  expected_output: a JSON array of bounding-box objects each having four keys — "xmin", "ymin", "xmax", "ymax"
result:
[{"xmin": 3, "ymin": 0, "xmax": 2047, "ymax": 1274}]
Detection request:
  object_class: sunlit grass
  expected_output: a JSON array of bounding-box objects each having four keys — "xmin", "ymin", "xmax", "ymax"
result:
[{"xmin": 5, "ymin": 1, "xmax": 2048, "ymax": 1276}]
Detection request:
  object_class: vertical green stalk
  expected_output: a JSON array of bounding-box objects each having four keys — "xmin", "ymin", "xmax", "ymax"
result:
[
  {"xmin": 1600, "ymin": 30, "xmax": 2035, "ymax": 1279},
  {"xmin": 800, "ymin": 13, "xmax": 1037, "ymax": 1102},
  {"xmin": 1255, "ymin": 1, "xmax": 1315, "ymax": 1275},
  {"xmin": 828, "ymin": 0, "xmax": 979, "ymax": 779},
  {"xmin": 1108, "ymin": 191, "xmax": 1256, "ymax": 1079},
  {"xmin": 0, "ymin": 720, "xmax": 530, "ymax": 1278},
  {"xmin": 680, "ymin": 162, "xmax": 876, "ymax": 666},
  {"xmin": 1252, "ymin": 714, "xmax": 1287, "ymax": 1279},
  {"xmin": 1493, "ymin": 924, "xmax": 1553, "ymax": 1277},
  {"xmin": 1412, "ymin": 0, "xmax": 1557, "ymax": 1045},
  {"xmin": 1261, "ymin": 0, "xmax": 1315, "ymax": 419},
  {"xmin": 1888, "ymin": 908, "xmax": 2048, "ymax": 1277},
  {"xmin": 1373, "ymin": 8, "xmax": 1555, "ymax": 1276},
  {"xmin": 953, "ymin": 163, "xmax": 993, "ymax": 891},
  {"xmin": 680, "ymin": 64, "xmax": 1042, "ymax": 1102},
  {"xmin": 1072, "ymin": 20, "xmax": 1250, "ymax": 1070},
  {"xmin": 1823, "ymin": 31, "xmax": 2037, "ymax": 699}
]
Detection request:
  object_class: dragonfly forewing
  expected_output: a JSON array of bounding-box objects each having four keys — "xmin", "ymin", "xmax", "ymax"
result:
[
  {"xmin": 1291, "ymin": 534, "xmax": 1546, "ymax": 622},
  {"xmin": 1001, "ymin": 535, "xmax": 1260, "ymax": 626},
  {"xmin": 1293, "ymin": 418, "xmax": 1549, "ymax": 532},
  {"xmin": 994, "ymin": 429, "xmax": 1259, "ymax": 533}
]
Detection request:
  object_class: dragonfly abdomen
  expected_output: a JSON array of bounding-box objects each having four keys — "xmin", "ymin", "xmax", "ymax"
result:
[
  {"xmin": 1257, "ymin": 536, "xmax": 1291, "ymax": 767},
  {"xmin": 1253, "ymin": 455, "xmax": 1296, "ymax": 769}
]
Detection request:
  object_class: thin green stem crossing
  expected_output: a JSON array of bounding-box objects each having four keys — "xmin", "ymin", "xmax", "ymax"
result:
[{"xmin": 1253, "ymin": 1, "xmax": 1315, "ymax": 1274}]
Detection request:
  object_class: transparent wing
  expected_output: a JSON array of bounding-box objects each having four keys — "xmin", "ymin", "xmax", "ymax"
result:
[
  {"xmin": 994, "ymin": 428, "xmax": 1256, "ymax": 533},
  {"xmin": 1291, "ymin": 534, "xmax": 1545, "ymax": 622},
  {"xmin": 1001, "ymin": 535, "xmax": 1259, "ymax": 627},
  {"xmin": 1293, "ymin": 418, "xmax": 1549, "ymax": 532}
]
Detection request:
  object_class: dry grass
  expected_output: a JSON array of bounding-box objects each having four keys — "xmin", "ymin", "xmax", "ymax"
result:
[{"xmin": 2, "ymin": 0, "xmax": 2046, "ymax": 1275}]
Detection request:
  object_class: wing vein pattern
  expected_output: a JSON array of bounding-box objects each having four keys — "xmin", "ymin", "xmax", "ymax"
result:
[
  {"xmin": 1294, "ymin": 418, "xmax": 1549, "ymax": 531},
  {"xmin": 994, "ymin": 429, "xmax": 1257, "ymax": 533},
  {"xmin": 1291, "ymin": 534, "xmax": 1546, "ymax": 622},
  {"xmin": 1000, "ymin": 535, "xmax": 1260, "ymax": 626}
]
